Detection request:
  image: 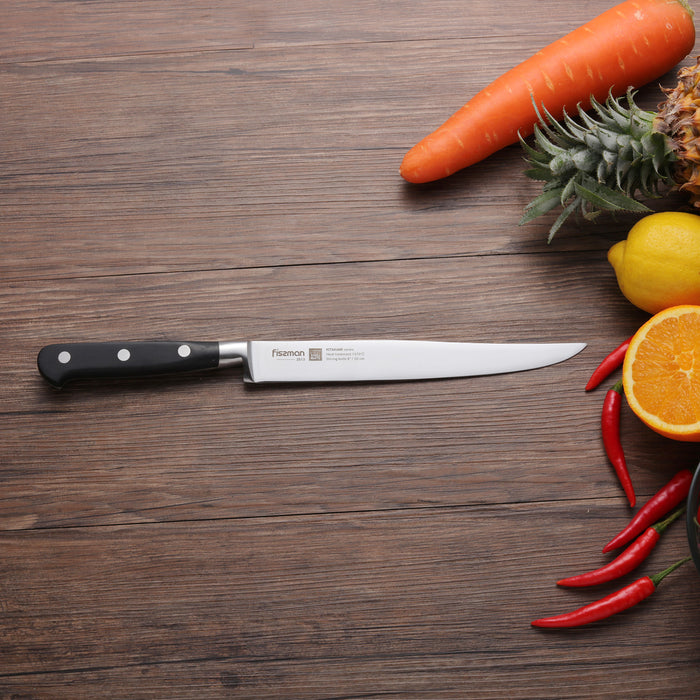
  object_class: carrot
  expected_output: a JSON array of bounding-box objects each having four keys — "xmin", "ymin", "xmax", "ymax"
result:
[{"xmin": 399, "ymin": 0, "xmax": 696, "ymax": 184}]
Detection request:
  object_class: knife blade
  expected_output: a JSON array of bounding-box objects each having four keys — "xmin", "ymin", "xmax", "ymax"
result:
[{"xmin": 37, "ymin": 339, "xmax": 585, "ymax": 388}]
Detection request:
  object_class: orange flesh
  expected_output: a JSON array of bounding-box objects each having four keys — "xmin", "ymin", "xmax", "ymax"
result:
[{"xmin": 629, "ymin": 312, "xmax": 700, "ymax": 427}]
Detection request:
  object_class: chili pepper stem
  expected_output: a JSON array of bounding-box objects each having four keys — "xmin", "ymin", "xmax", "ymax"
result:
[
  {"xmin": 650, "ymin": 556, "xmax": 692, "ymax": 587},
  {"xmin": 654, "ymin": 504, "xmax": 686, "ymax": 534}
]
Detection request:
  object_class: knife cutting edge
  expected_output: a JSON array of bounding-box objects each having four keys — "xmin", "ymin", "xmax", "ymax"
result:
[{"xmin": 37, "ymin": 339, "xmax": 586, "ymax": 388}]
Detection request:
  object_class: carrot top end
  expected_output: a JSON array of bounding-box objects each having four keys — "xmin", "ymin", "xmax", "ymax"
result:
[{"xmin": 676, "ymin": 0, "xmax": 694, "ymax": 19}]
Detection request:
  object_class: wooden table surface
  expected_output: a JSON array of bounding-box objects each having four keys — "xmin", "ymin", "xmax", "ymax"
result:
[{"xmin": 4, "ymin": 1, "xmax": 700, "ymax": 697}]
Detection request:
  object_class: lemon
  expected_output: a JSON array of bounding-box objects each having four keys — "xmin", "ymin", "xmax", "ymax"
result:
[{"xmin": 608, "ymin": 212, "xmax": 700, "ymax": 314}]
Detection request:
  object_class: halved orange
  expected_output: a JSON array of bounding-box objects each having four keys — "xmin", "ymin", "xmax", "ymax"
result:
[{"xmin": 623, "ymin": 305, "xmax": 700, "ymax": 442}]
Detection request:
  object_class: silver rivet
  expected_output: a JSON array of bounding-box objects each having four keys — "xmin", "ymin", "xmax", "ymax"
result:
[
  {"xmin": 177, "ymin": 344, "xmax": 191, "ymax": 358},
  {"xmin": 117, "ymin": 348, "xmax": 131, "ymax": 362},
  {"xmin": 58, "ymin": 351, "xmax": 71, "ymax": 364}
]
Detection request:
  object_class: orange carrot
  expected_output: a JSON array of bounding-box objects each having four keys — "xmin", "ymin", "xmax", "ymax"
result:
[{"xmin": 400, "ymin": 0, "xmax": 696, "ymax": 184}]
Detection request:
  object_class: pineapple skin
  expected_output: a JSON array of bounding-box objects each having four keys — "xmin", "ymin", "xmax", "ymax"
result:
[{"xmin": 654, "ymin": 57, "xmax": 700, "ymax": 208}]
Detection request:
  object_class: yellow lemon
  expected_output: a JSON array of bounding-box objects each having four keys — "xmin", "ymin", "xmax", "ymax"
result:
[{"xmin": 608, "ymin": 212, "xmax": 700, "ymax": 314}]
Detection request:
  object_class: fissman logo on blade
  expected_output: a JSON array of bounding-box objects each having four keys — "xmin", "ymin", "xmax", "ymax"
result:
[{"xmin": 271, "ymin": 348, "xmax": 323, "ymax": 361}]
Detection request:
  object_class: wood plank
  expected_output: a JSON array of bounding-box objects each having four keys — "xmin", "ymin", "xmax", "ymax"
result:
[
  {"xmin": 0, "ymin": 503, "xmax": 698, "ymax": 697},
  {"xmin": 2, "ymin": 0, "xmax": 685, "ymax": 61}
]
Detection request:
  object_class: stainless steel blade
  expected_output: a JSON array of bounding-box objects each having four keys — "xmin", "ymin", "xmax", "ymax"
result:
[{"xmin": 243, "ymin": 339, "xmax": 586, "ymax": 383}]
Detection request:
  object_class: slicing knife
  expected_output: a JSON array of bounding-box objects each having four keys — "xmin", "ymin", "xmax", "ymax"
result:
[{"xmin": 37, "ymin": 338, "xmax": 586, "ymax": 388}]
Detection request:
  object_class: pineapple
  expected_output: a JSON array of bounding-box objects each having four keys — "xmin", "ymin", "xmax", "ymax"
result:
[{"xmin": 521, "ymin": 57, "xmax": 700, "ymax": 242}]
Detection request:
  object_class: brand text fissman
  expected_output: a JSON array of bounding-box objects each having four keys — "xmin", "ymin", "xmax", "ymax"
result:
[{"xmin": 272, "ymin": 349, "xmax": 306, "ymax": 357}]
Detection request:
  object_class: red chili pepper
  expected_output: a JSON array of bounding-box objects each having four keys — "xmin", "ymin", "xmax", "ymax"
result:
[
  {"xmin": 557, "ymin": 506, "xmax": 685, "ymax": 587},
  {"xmin": 532, "ymin": 556, "xmax": 691, "ymax": 628},
  {"xmin": 602, "ymin": 379, "xmax": 635, "ymax": 507},
  {"xmin": 603, "ymin": 468, "xmax": 694, "ymax": 553},
  {"xmin": 585, "ymin": 337, "xmax": 632, "ymax": 392}
]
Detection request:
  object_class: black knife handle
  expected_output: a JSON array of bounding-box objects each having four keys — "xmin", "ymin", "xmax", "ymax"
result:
[{"xmin": 37, "ymin": 341, "xmax": 221, "ymax": 388}]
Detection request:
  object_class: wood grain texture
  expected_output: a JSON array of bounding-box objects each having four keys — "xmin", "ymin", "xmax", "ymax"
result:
[
  {"xmin": 3, "ymin": 34, "xmax": 694, "ymax": 281},
  {"xmin": 2, "ymin": 0, "xmax": 700, "ymax": 697},
  {"xmin": 0, "ymin": 1, "xmax": 668, "ymax": 61},
  {"xmin": 1, "ymin": 505, "xmax": 700, "ymax": 698}
]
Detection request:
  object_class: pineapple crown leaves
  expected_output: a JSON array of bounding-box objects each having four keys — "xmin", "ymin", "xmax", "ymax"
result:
[{"xmin": 520, "ymin": 90, "xmax": 677, "ymax": 242}]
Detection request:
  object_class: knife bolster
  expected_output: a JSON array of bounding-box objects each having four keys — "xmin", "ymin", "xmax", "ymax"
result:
[{"xmin": 218, "ymin": 341, "xmax": 248, "ymax": 368}]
